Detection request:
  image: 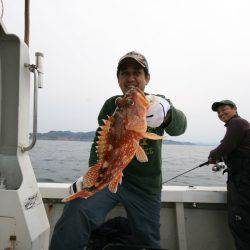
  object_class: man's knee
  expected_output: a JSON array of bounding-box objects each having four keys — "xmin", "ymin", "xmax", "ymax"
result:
[{"xmin": 49, "ymin": 199, "xmax": 91, "ymax": 250}]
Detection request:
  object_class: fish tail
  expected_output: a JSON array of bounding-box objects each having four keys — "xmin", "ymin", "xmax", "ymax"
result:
[{"xmin": 62, "ymin": 189, "xmax": 93, "ymax": 202}]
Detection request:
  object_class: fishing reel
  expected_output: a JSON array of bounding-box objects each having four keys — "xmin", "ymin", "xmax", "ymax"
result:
[{"xmin": 211, "ymin": 162, "xmax": 226, "ymax": 172}]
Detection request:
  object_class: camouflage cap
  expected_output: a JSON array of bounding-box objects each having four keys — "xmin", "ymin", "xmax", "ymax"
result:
[
  {"xmin": 211, "ymin": 100, "xmax": 237, "ymax": 111},
  {"xmin": 117, "ymin": 51, "xmax": 149, "ymax": 72}
]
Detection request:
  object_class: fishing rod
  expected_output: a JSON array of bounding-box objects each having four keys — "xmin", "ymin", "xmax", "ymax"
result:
[
  {"xmin": 162, "ymin": 160, "xmax": 227, "ymax": 184},
  {"xmin": 162, "ymin": 160, "xmax": 210, "ymax": 185}
]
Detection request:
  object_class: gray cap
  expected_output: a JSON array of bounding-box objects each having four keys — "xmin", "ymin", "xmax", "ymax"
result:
[
  {"xmin": 211, "ymin": 100, "xmax": 237, "ymax": 111},
  {"xmin": 117, "ymin": 51, "xmax": 149, "ymax": 72}
]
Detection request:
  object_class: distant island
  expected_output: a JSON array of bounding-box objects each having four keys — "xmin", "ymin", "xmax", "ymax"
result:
[
  {"xmin": 35, "ymin": 130, "xmax": 203, "ymax": 146},
  {"xmin": 36, "ymin": 131, "xmax": 95, "ymax": 141}
]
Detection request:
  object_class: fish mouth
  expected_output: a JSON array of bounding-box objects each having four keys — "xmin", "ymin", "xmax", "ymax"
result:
[{"xmin": 121, "ymin": 86, "xmax": 148, "ymax": 109}]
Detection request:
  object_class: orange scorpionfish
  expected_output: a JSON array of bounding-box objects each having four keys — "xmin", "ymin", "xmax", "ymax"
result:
[{"xmin": 63, "ymin": 87, "xmax": 164, "ymax": 202}]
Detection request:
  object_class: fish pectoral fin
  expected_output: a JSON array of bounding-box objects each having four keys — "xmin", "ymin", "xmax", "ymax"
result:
[
  {"xmin": 108, "ymin": 172, "xmax": 123, "ymax": 193},
  {"xmin": 136, "ymin": 145, "xmax": 148, "ymax": 162},
  {"xmin": 142, "ymin": 132, "xmax": 165, "ymax": 140}
]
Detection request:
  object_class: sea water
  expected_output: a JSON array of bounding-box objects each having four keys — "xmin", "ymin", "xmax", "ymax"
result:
[{"xmin": 29, "ymin": 140, "xmax": 227, "ymax": 186}]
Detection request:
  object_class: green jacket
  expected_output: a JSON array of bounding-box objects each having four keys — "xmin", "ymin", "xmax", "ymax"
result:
[{"xmin": 88, "ymin": 94, "xmax": 187, "ymax": 194}]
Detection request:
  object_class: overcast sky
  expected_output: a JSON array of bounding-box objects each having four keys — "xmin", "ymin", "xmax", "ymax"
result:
[{"xmin": 2, "ymin": 0, "xmax": 250, "ymax": 143}]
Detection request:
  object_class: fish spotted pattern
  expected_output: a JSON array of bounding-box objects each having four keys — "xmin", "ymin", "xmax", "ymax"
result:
[{"xmin": 63, "ymin": 87, "xmax": 164, "ymax": 202}]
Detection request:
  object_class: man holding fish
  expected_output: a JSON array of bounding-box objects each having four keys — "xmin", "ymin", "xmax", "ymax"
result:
[{"xmin": 50, "ymin": 51, "xmax": 187, "ymax": 250}]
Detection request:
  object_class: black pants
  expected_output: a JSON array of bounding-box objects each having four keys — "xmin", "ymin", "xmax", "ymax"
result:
[{"xmin": 227, "ymin": 158, "xmax": 250, "ymax": 250}]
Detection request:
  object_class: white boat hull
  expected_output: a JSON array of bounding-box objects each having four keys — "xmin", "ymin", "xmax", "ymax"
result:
[{"xmin": 40, "ymin": 183, "xmax": 234, "ymax": 250}]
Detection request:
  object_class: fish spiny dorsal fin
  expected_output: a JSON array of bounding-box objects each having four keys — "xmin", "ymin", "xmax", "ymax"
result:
[
  {"xmin": 98, "ymin": 130, "xmax": 107, "ymax": 136},
  {"xmin": 96, "ymin": 116, "xmax": 114, "ymax": 160},
  {"xmin": 102, "ymin": 118, "xmax": 112, "ymax": 127}
]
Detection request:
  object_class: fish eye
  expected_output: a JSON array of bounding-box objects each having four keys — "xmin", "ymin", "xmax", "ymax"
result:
[{"xmin": 127, "ymin": 98, "xmax": 134, "ymax": 106}]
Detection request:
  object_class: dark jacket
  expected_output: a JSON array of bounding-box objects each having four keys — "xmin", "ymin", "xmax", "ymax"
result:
[
  {"xmin": 209, "ymin": 116, "xmax": 250, "ymax": 161},
  {"xmin": 88, "ymin": 94, "xmax": 187, "ymax": 194}
]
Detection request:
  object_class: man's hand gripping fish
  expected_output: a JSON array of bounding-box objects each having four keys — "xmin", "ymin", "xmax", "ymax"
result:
[{"xmin": 63, "ymin": 87, "xmax": 164, "ymax": 202}]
